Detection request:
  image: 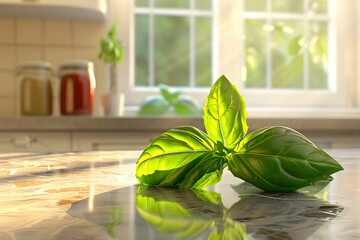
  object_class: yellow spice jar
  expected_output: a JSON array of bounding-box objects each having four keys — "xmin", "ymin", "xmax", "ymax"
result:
[{"xmin": 18, "ymin": 61, "xmax": 53, "ymax": 116}]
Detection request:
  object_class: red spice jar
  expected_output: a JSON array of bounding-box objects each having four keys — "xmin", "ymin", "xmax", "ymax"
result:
[{"xmin": 59, "ymin": 60, "xmax": 96, "ymax": 115}]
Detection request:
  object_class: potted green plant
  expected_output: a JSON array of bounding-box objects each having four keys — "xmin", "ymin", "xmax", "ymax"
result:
[
  {"xmin": 98, "ymin": 21, "xmax": 124, "ymax": 116},
  {"xmin": 138, "ymin": 84, "xmax": 202, "ymax": 116}
]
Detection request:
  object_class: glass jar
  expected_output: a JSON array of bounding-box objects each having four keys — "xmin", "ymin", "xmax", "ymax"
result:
[
  {"xmin": 59, "ymin": 60, "xmax": 96, "ymax": 115},
  {"xmin": 18, "ymin": 61, "xmax": 53, "ymax": 116}
]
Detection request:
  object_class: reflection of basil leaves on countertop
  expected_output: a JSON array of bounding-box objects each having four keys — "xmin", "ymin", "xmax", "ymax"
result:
[
  {"xmin": 136, "ymin": 185, "xmax": 343, "ymax": 240},
  {"xmin": 136, "ymin": 75, "xmax": 344, "ymax": 191},
  {"xmin": 104, "ymin": 207, "xmax": 123, "ymax": 238},
  {"xmin": 138, "ymin": 84, "xmax": 202, "ymax": 116},
  {"xmin": 229, "ymin": 182, "xmax": 343, "ymax": 240},
  {"xmin": 136, "ymin": 186, "xmax": 246, "ymax": 240}
]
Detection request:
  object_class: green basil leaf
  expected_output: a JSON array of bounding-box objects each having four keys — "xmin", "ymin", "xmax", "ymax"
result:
[
  {"xmin": 228, "ymin": 126, "xmax": 343, "ymax": 191},
  {"xmin": 203, "ymin": 75, "xmax": 248, "ymax": 150},
  {"xmin": 159, "ymin": 84, "xmax": 181, "ymax": 105},
  {"xmin": 234, "ymin": 127, "xmax": 272, "ymax": 152},
  {"xmin": 138, "ymin": 96, "xmax": 169, "ymax": 116},
  {"xmin": 136, "ymin": 126, "xmax": 216, "ymax": 188},
  {"xmin": 179, "ymin": 155, "xmax": 227, "ymax": 189},
  {"xmin": 174, "ymin": 96, "xmax": 202, "ymax": 116}
]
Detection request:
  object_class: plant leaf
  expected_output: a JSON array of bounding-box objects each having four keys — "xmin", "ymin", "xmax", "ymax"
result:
[
  {"xmin": 99, "ymin": 22, "xmax": 124, "ymax": 64},
  {"xmin": 174, "ymin": 96, "xmax": 202, "ymax": 116},
  {"xmin": 136, "ymin": 126, "xmax": 217, "ymax": 188},
  {"xmin": 203, "ymin": 75, "xmax": 248, "ymax": 150},
  {"xmin": 228, "ymin": 126, "xmax": 344, "ymax": 191},
  {"xmin": 159, "ymin": 84, "xmax": 181, "ymax": 105},
  {"xmin": 178, "ymin": 154, "xmax": 227, "ymax": 189},
  {"xmin": 138, "ymin": 96, "xmax": 169, "ymax": 116},
  {"xmin": 109, "ymin": 22, "xmax": 117, "ymax": 38}
]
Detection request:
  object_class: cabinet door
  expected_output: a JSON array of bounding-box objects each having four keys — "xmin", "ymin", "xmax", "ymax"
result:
[
  {"xmin": 72, "ymin": 131, "xmax": 162, "ymax": 151},
  {"xmin": 0, "ymin": 132, "xmax": 71, "ymax": 151}
]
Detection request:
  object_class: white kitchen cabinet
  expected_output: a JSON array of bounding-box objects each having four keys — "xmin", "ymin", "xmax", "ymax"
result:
[
  {"xmin": 0, "ymin": 131, "xmax": 71, "ymax": 151},
  {"xmin": 72, "ymin": 131, "xmax": 163, "ymax": 151}
]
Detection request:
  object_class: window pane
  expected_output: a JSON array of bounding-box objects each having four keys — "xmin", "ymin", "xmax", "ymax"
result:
[
  {"xmin": 195, "ymin": 0, "xmax": 211, "ymax": 10},
  {"xmin": 309, "ymin": 22, "xmax": 328, "ymax": 89},
  {"xmin": 245, "ymin": 0, "xmax": 266, "ymax": 12},
  {"xmin": 135, "ymin": 15, "xmax": 149, "ymax": 86},
  {"xmin": 245, "ymin": 19, "xmax": 267, "ymax": 88},
  {"xmin": 272, "ymin": 20, "xmax": 304, "ymax": 89},
  {"xmin": 308, "ymin": 0, "xmax": 327, "ymax": 14},
  {"xmin": 154, "ymin": 0, "xmax": 189, "ymax": 8},
  {"xmin": 135, "ymin": 0, "xmax": 148, "ymax": 7},
  {"xmin": 154, "ymin": 16, "xmax": 190, "ymax": 86},
  {"xmin": 272, "ymin": 0, "xmax": 303, "ymax": 13},
  {"xmin": 195, "ymin": 17, "xmax": 211, "ymax": 87}
]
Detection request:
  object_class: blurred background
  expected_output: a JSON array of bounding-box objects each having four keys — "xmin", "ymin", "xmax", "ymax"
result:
[{"xmin": 0, "ymin": 0, "xmax": 359, "ymax": 151}]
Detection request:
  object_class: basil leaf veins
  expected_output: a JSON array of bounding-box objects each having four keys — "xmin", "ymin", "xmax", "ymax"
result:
[
  {"xmin": 203, "ymin": 75, "xmax": 248, "ymax": 149},
  {"xmin": 136, "ymin": 75, "xmax": 344, "ymax": 191},
  {"xmin": 228, "ymin": 126, "xmax": 344, "ymax": 191},
  {"xmin": 136, "ymin": 126, "xmax": 225, "ymax": 188}
]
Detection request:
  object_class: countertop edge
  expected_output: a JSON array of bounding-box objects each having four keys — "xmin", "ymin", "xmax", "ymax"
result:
[{"xmin": 0, "ymin": 117, "xmax": 359, "ymax": 132}]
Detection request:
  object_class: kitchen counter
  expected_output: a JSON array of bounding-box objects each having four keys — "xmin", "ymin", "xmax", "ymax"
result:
[
  {"xmin": 0, "ymin": 117, "xmax": 205, "ymax": 131},
  {"xmin": 0, "ymin": 116, "xmax": 359, "ymax": 151},
  {"xmin": 0, "ymin": 151, "xmax": 139, "ymax": 239},
  {"xmin": 0, "ymin": 115, "xmax": 359, "ymax": 132},
  {"xmin": 0, "ymin": 149, "xmax": 358, "ymax": 239}
]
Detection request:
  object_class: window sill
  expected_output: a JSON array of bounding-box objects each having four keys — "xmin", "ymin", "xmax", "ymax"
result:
[
  {"xmin": 246, "ymin": 107, "xmax": 360, "ymax": 119},
  {"xmin": 120, "ymin": 106, "xmax": 360, "ymax": 133},
  {"xmin": 123, "ymin": 106, "xmax": 360, "ymax": 119}
]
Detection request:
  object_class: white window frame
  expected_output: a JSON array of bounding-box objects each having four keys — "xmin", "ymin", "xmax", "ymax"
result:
[
  {"xmin": 111, "ymin": 0, "xmax": 358, "ymax": 110},
  {"xmin": 133, "ymin": 1, "xmax": 215, "ymax": 89},
  {"xmin": 242, "ymin": 2, "xmax": 333, "ymax": 91},
  {"xmin": 220, "ymin": 0, "xmax": 356, "ymax": 109},
  {"xmin": 110, "ymin": 0, "xmax": 217, "ymax": 106}
]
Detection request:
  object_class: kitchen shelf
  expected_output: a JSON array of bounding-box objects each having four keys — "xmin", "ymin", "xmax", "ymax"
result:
[{"xmin": 0, "ymin": 0, "xmax": 106, "ymax": 21}]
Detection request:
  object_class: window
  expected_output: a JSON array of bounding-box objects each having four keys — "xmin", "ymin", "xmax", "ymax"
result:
[
  {"xmin": 113, "ymin": 0, "xmax": 357, "ymax": 109},
  {"xmin": 236, "ymin": 0, "xmax": 355, "ymax": 108},
  {"xmin": 134, "ymin": 0, "xmax": 214, "ymax": 88},
  {"xmin": 243, "ymin": 0, "xmax": 331, "ymax": 90}
]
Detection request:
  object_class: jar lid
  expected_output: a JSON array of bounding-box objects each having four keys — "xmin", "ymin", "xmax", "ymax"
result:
[
  {"xmin": 19, "ymin": 61, "xmax": 52, "ymax": 69},
  {"xmin": 59, "ymin": 60, "xmax": 94, "ymax": 70}
]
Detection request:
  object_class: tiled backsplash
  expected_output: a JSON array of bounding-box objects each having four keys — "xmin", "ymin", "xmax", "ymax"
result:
[{"xmin": 0, "ymin": 18, "xmax": 107, "ymax": 116}]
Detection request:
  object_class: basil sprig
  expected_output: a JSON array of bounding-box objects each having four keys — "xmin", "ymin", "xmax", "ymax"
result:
[{"xmin": 136, "ymin": 75, "xmax": 344, "ymax": 191}]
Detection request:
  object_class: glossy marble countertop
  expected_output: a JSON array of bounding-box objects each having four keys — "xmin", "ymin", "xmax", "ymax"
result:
[{"xmin": 0, "ymin": 150, "xmax": 358, "ymax": 240}]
